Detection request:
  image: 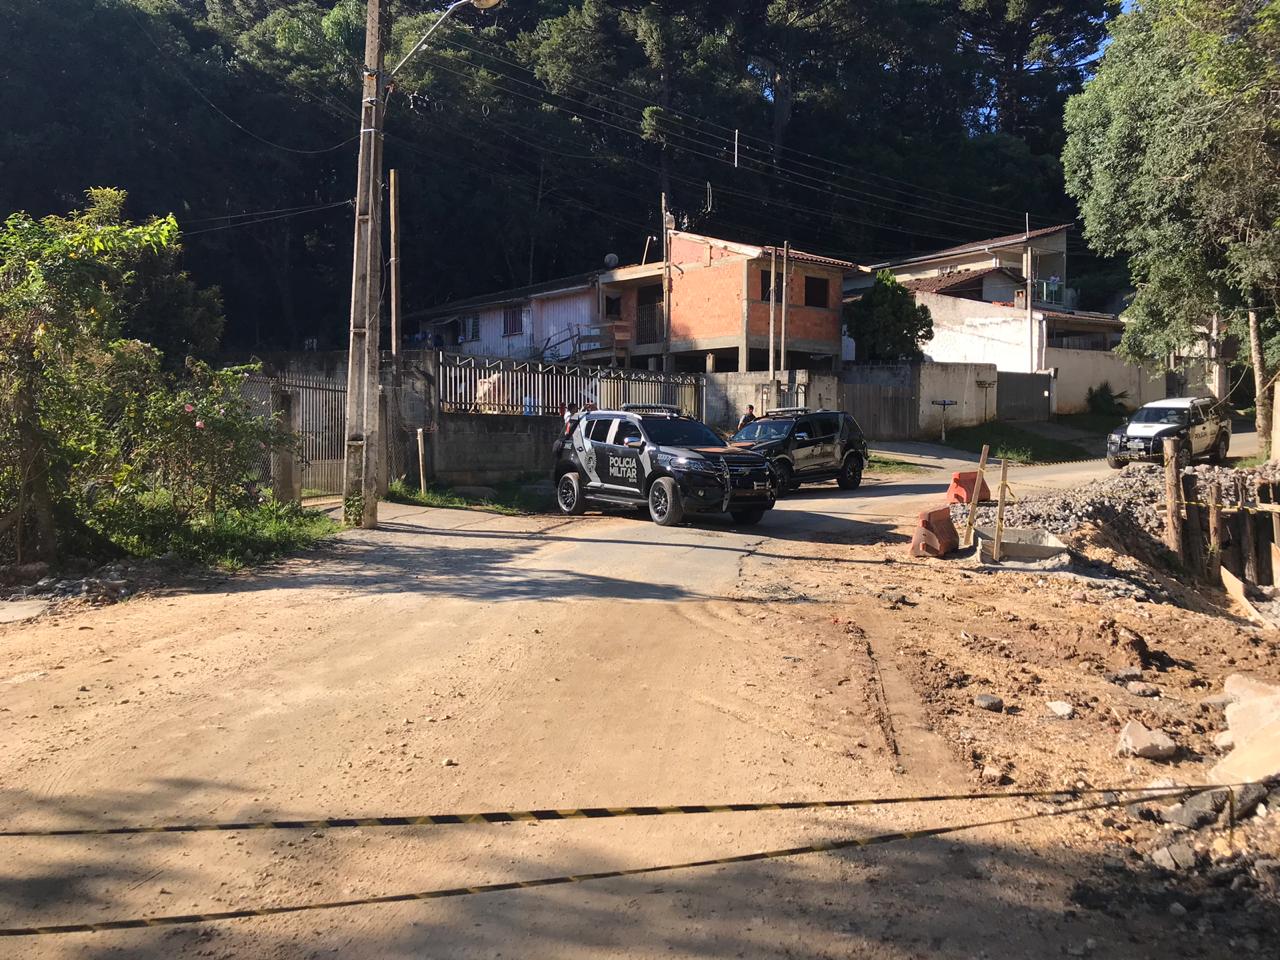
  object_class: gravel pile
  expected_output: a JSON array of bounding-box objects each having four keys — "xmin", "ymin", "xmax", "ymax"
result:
[{"xmin": 950, "ymin": 461, "xmax": 1277, "ymax": 541}]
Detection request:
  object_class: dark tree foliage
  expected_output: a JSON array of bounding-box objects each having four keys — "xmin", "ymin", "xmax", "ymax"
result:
[
  {"xmin": 844, "ymin": 270, "xmax": 934, "ymax": 363},
  {"xmin": 0, "ymin": 0, "xmax": 1116, "ymax": 353}
]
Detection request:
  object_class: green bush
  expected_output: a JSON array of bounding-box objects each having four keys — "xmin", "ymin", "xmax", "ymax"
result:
[
  {"xmin": 1085, "ymin": 381, "xmax": 1131, "ymax": 417},
  {"xmin": 2, "ymin": 189, "xmax": 320, "ymax": 569}
]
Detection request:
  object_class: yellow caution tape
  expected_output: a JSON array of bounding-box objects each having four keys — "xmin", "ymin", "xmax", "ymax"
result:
[
  {"xmin": 0, "ymin": 784, "xmax": 1211, "ymax": 838},
  {"xmin": 0, "ymin": 793, "xmax": 1176, "ymax": 938}
]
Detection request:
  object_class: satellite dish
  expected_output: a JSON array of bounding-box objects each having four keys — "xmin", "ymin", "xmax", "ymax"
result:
[{"xmin": 604, "ymin": 253, "xmax": 620, "ymax": 268}]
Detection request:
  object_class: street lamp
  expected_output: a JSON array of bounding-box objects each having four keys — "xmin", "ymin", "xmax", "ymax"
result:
[
  {"xmin": 343, "ymin": 0, "xmax": 505, "ymax": 528},
  {"xmin": 392, "ymin": 0, "xmax": 504, "ymax": 77}
]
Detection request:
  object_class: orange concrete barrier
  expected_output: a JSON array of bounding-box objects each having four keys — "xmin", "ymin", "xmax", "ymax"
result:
[
  {"xmin": 946, "ymin": 471, "xmax": 991, "ymax": 505},
  {"xmin": 910, "ymin": 506, "xmax": 959, "ymax": 558}
]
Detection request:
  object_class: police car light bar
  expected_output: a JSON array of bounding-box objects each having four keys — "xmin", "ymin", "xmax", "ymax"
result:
[
  {"xmin": 764, "ymin": 406, "xmax": 809, "ymax": 415},
  {"xmin": 620, "ymin": 403, "xmax": 682, "ymax": 415}
]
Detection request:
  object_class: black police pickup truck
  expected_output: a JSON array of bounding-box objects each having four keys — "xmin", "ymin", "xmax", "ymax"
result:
[
  {"xmin": 729, "ymin": 407, "xmax": 868, "ymax": 494},
  {"xmin": 553, "ymin": 405, "xmax": 776, "ymax": 526}
]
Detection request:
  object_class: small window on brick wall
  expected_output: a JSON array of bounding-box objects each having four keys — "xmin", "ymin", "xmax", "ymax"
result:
[
  {"xmin": 503, "ymin": 304, "xmax": 524, "ymax": 337},
  {"xmin": 760, "ymin": 270, "xmax": 774, "ymax": 301},
  {"xmin": 804, "ymin": 276, "xmax": 829, "ymax": 308}
]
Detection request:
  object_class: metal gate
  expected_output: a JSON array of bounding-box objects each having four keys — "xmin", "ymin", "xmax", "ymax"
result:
[
  {"xmin": 996, "ymin": 372, "xmax": 1051, "ymax": 421},
  {"xmin": 244, "ymin": 373, "xmax": 347, "ymax": 495},
  {"xmin": 839, "ymin": 382, "xmax": 917, "ymax": 440}
]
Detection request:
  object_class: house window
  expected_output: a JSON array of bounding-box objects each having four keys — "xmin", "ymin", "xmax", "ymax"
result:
[
  {"xmin": 804, "ymin": 276, "xmax": 829, "ymax": 308},
  {"xmin": 458, "ymin": 314, "xmax": 480, "ymax": 342},
  {"xmin": 503, "ymin": 304, "xmax": 524, "ymax": 337},
  {"xmin": 760, "ymin": 270, "xmax": 775, "ymax": 301}
]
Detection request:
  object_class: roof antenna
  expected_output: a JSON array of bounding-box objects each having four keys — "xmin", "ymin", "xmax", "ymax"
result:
[
  {"xmin": 734, "ymin": 129, "xmax": 740, "ymax": 168},
  {"xmin": 1024, "ymin": 212, "xmax": 1030, "ymax": 239},
  {"xmin": 703, "ymin": 181, "xmax": 714, "ymax": 214}
]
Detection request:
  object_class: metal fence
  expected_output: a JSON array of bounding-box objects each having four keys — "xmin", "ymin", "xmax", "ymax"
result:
[
  {"xmin": 438, "ymin": 353, "xmax": 704, "ymax": 418},
  {"xmin": 243, "ymin": 372, "xmax": 348, "ymax": 495}
]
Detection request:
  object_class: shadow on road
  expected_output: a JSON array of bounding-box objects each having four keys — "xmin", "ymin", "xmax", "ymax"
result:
[{"xmin": 1, "ymin": 801, "xmax": 1268, "ymax": 958}]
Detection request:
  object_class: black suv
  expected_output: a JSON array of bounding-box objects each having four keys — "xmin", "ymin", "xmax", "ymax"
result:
[
  {"xmin": 553, "ymin": 405, "xmax": 776, "ymax": 526},
  {"xmin": 729, "ymin": 407, "xmax": 868, "ymax": 494},
  {"xmin": 1106, "ymin": 397, "xmax": 1230, "ymax": 469}
]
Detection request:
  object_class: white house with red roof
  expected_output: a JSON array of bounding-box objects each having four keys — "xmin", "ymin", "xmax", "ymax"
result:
[{"xmin": 844, "ymin": 224, "xmax": 1165, "ymax": 414}]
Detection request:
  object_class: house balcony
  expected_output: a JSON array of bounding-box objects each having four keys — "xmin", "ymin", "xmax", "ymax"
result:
[{"xmin": 1032, "ymin": 278, "xmax": 1065, "ymax": 305}]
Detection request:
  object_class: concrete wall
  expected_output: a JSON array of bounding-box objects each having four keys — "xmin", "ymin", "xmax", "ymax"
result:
[
  {"xmin": 916, "ymin": 362, "xmax": 999, "ymax": 437},
  {"xmin": 704, "ymin": 370, "xmax": 840, "ymax": 430},
  {"xmin": 918, "ymin": 291, "xmax": 1035, "ymax": 372},
  {"xmin": 1045, "ymin": 347, "xmax": 1165, "ymax": 414},
  {"xmin": 431, "ymin": 413, "xmax": 563, "ymax": 487}
]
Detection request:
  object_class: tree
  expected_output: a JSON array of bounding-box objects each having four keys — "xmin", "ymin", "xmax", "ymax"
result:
[
  {"xmin": 844, "ymin": 270, "xmax": 934, "ymax": 363},
  {"xmin": 1063, "ymin": 0, "xmax": 1279, "ymax": 454},
  {"xmin": 1, "ymin": 189, "xmax": 177, "ymax": 561}
]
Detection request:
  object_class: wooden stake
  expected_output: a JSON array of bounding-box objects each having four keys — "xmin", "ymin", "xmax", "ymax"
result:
[
  {"xmin": 1207, "ymin": 479, "xmax": 1223, "ymax": 583},
  {"xmin": 1181, "ymin": 473, "xmax": 1205, "ymax": 580},
  {"xmin": 416, "ymin": 427, "xmax": 427, "ymax": 494},
  {"xmin": 993, "ymin": 458, "xmax": 1010, "ymax": 563},
  {"xmin": 963, "ymin": 443, "xmax": 990, "ymax": 548},
  {"xmin": 1239, "ymin": 476, "xmax": 1258, "ymax": 585},
  {"xmin": 1162, "ymin": 437, "xmax": 1183, "ymax": 559}
]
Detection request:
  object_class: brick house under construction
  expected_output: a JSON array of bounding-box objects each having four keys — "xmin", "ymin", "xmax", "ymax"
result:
[{"xmin": 413, "ymin": 231, "xmax": 851, "ymax": 373}]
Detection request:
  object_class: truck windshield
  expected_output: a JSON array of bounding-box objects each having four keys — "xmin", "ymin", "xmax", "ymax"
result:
[
  {"xmin": 642, "ymin": 418, "xmax": 724, "ymax": 447},
  {"xmin": 732, "ymin": 420, "xmax": 793, "ymax": 442},
  {"xmin": 1130, "ymin": 408, "xmax": 1188, "ymax": 426}
]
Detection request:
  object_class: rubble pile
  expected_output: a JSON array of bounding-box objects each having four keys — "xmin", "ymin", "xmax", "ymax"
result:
[
  {"xmin": 950, "ymin": 462, "xmax": 1279, "ymax": 542},
  {"xmin": 2, "ymin": 556, "xmax": 185, "ymax": 608}
]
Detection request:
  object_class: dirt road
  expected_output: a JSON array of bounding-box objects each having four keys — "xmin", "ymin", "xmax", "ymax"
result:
[{"xmin": 1, "ymin": 462, "xmax": 1273, "ymax": 958}]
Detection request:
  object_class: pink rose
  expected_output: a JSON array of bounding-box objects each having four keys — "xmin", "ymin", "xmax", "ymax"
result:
[
  {"xmin": 183, "ymin": 403, "xmax": 194, "ymax": 413},
  {"xmin": 195, "ymin": 420, "xmax": 205, "ymax": 429}
]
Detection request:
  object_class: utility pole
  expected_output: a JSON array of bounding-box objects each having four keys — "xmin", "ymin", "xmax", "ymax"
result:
[
  {"xmin": 390, "ymin": 168, "xmax": 401, "ymax": 359},
  {"xmin": 780, "ymin": 240, "xmax": 789, "ymax": 374},
  {"xmin": 344, "ymin": 0, "xmax": 387, "ymax": 528},
  {"xmin": 768, "ymin": 248, "xmax": 777, "ymax": 381}
]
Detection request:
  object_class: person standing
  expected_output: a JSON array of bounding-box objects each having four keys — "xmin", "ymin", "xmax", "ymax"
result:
[{"xmin": 736, "ymin": 404, "xmax": 757, "ymax": 431}]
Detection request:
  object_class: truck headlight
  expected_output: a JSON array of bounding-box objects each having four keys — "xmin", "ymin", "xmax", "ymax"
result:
[{"xmin": 672, "ymin": 457, "xmax": 719, "ymax": 474}]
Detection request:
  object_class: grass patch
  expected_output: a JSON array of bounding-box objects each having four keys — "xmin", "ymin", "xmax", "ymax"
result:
[
  {"xmin": 1053, "ymin": 412, "xmax": 1126, "ymax": 435},
  {"xmin": 94, "ymin": 496, "xmax": 339, "ymax": 570},
  {"xmin": 941, "ymin": 423, "xmax": 1091, "ymax": 465},
  {"xmin": 865, "ymin": 454, "xmax": 928, "ymax": 475},
  {"xmin": 1229, "ymin": 454, "xmax": 1265, "ymax": 469},
  {"xmin": 387, "ymin": 478, "xmax": 551, "ymax": 515}
]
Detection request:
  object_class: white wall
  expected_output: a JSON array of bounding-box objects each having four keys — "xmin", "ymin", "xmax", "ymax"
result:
[
  {"xmin": 1045, "ymin": 347, "xmax": 1165, "ymax": 414},
  {"xmin": 982, "ymin": 272, "xmax": 1019, "ymax": 303},
  {"xmin": 917, "ymin": 291, "xmax": 1035, "ymax": 372},
  {"xmin": 916, "ymin": 362, "xmax": 999, "ymax": 436},
  {"xmin": 453, "ymin": 288, "xmax": 596, "ymax": 360}
]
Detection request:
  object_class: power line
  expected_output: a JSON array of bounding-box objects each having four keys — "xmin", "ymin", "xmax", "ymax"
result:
[
  {"xmin": 411, "ymin": 50, "xmax": 1008, "ymax": 245},
  {"xmin": 126, "ymin": 6, "xmax": 362, "ymax": 157},
  {"xmin": 181, "ymin": 200, "xmax": 353, "ymax": 236},
  {"xmin": 444, "ymin": 31, "xmax": 1053, "ymax": 229}
]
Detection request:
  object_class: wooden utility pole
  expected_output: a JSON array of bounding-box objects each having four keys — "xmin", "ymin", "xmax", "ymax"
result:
[
  {"xmin": 389, "ymin": 168, "xmax": 402, "ymax": 358},
  {"xmin": 780, "ymin": 241, "xmax": 789, "ymax": 373},
  {"xmin": 343, "ymin": 0, "xmax": 387, "ymax": 528},
  {"xmin": 768, "ymin": 248, "xmax": 777, "ymax": 381}
]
